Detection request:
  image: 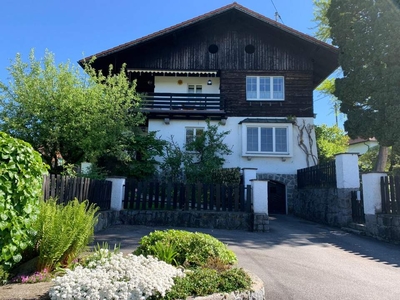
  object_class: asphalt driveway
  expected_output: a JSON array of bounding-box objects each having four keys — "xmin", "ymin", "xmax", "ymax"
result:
[{"xmin": 94, "ymin": 215, "xmax": 400, "ymax": 300}]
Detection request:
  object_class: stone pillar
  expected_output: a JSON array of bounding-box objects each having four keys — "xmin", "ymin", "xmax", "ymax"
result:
[
  {"xmin": 251, "ymin": 180, "xmax": 269, "ymax": 232},
  {"xmin": 106, "ymin": 177, "xmax": 126, "ymax": 211},
  {"xmin": 335, "ymin": 153, "xmax": 360, "ymax": 189}
]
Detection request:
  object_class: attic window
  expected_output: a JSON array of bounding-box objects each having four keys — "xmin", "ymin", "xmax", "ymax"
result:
[
  {"xmin": 208, "ymin": 44, "xmax": 219, "ymax": 54},
  {"xmin": 245, "ymin": 44, "xmax": 255, "ymax": 54}
]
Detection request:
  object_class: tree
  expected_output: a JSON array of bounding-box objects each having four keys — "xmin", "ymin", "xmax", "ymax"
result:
[
  {"xmin": 327, "ymin": 0, "xmax": 400, "ymax": 171},
  {"xmin": 315, "ymin": 124, "xmax": 349, "ymax": 164},
  {"xmin": 313, "ymin": 0, "xmax": 331, "ymax": 42},
  {"xmin": 0, "ymin": 50, "xmax": 144, "ymax": 173},
  {"xmin": 184, "ymin": 120, "xmax": 232, "ymax": 183},
  {"xmin": 315, "ymin": 77, "xmax": 341, "ymax": 127},
  {"xmin": 97, "ymin": 130, "xmax": 166, "ymax": 180},
  {"xmin": 313, "ymin": 0, "xmax": 343, "ymax": 126},
  {"xmin": 160, "ymin": 121, "xmax": 232, "ymax": 183}
]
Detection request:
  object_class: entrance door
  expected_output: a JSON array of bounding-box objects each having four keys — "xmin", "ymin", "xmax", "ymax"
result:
[{"xmin": 268, "ymin": 181, "xmax": 286, "ymax": 214}]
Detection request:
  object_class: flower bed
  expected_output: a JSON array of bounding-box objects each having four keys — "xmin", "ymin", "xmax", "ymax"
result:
[{"xmin": 49, "ymin": 250, "xmax": 184, "ymax": 299}]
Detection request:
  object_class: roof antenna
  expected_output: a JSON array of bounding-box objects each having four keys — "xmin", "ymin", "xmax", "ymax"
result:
[{"xmin": 270, "ymin": 0, "xmax": 284, "ymax": 24}]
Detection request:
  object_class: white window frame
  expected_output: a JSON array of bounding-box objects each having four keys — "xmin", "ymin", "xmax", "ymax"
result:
[
  {"xmin": 188, "ymin": 84, "xmax": 203, "ymax": 94},
  {"xmin": 246, "ymin": 76, "xmax": 284, "ymax": 101},
  {"xmin": 185, "ymin": 127, "xmax": 204, "ymax": 144},
  {"xmin": 241, "ymin": 123, "xmax": 292, "ymax": 157}
]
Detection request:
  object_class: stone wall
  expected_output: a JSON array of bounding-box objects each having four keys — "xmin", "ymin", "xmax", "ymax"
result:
[
  {"xmin": 95, "ymin": 210, "xmax": 121, "ymax": 232},
  {"xmin": 119, "ymin": 210, "xmax": 252, "ymax": 231},
  {"xmin": 294, "ymin": 188, "xmax": 355, "ymax": 227},
  {"xmin": 257, "ymin": 173, "xmax": 297, "ymax": 213},
  {"xmin": 116, "ymin": 210, "xmax": 253, "ymax": 231},
  {"xmin": 365, "ymin": 214, "xmax": 400, "ymax": 243}
]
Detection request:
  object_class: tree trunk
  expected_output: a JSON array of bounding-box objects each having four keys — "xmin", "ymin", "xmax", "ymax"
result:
[{"xmin": 374, "ymin": 146, "xmax": 389, "ymax": 172}]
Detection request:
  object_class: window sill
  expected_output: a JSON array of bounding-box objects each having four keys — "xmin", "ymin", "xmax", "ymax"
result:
[
  {"xmin": 246, "ymin": 99, "xmax": 285, "ymax": 102},
  {"xmin": 243, "ymin": 153, "xmax": 292, "ymax": 158}
]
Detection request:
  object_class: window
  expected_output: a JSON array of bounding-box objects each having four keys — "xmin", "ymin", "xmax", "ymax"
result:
[
  {"xmin": 188, "ymin": 84, "xmax": 202, "ymax": 94},
  {"xmin": 246, "ymin": 76, "xmax": 284, "ymax": 100},
  {"xmin": 186, "ymin": 127, "xmax": 204, "ymax": 144},
  {"xmin": 242, "ymin": 124, "xmax": 292, "ymax": 156}
]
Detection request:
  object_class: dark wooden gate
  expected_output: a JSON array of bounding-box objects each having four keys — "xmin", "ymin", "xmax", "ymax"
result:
[
  {"xmin": 268, "ymin": 181, "xmax": 286, "ymax": 214},
  {"xmin": 351, "ymin": 190, "xmax": 365, "ymax": 224}
]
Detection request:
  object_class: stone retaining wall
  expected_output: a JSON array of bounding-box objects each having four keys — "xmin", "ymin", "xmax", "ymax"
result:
[
  {"xmin": 95, "ymin": 210, "xmax": 254, "ymax": 232},
  {"xmin": 365, "ymin": 214, "xmax": 400, "ymax": 243},
  {"xmin": 294, "ymin": 188, "xmax": 355, "ymax": 227}
]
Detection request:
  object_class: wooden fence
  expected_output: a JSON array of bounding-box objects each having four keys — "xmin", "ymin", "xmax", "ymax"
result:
[
  {"xmin": 124, "ymin": 179, "xmax": 252, "ymax": 212},
  {"xmin": 297, "ymin": 161, "xmax": 337, "ymax": 189},
  {"xmin": 42, "ymin": 175, "xmax": 112, "ymax": 211},
  {"xmin": 380, "ymin": 175, "xmax": 400, "ymax": 215},
  {"xmin": 351, "ymin": 190, "xmax": 365, "ymax": 223}
]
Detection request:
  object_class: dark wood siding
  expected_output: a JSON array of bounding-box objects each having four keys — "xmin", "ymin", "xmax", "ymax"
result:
[
  {"xmin": 221, "ymin": 70, "xmax": 314, "ymax": 117},
  {"xmin": 111, "ymin": 13, "xmax": 314, "ymax": 73},
  {"xmin": 91, "ymin": 10, "xmax": 321, "ymax": 118}
]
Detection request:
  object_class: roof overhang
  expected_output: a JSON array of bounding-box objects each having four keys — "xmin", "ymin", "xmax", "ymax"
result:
[
  {"xmin": 127, "ymin": 69, "xmax": 218, "ymax": 76},
  {"xmin": 238, "ymin": 118, "xmax": 294, "ymax": 124}
]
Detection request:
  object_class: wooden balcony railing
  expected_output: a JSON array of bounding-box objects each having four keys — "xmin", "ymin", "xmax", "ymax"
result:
[{"xmin": 141, "ymin": 93, "xmax": 223, "ymax": 111}]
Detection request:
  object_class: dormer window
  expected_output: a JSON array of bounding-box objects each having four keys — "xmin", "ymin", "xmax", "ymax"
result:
[{"xmin": 246, "ymin": 76, "xmax": 284, "ymax": 101}]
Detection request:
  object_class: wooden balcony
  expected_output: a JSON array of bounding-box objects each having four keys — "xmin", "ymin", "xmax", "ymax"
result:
[{"xmin": 141, "ymin": 93, "xmax": 225, "ymax": 119}]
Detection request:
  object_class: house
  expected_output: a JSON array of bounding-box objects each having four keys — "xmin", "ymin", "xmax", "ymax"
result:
[
  {"xmin": 348, "ymin": 137, "xmax": 378, "ymax": 155},
  {"xmin": 79, "ymin": 2, "xmax": 338, "ymax": 214}
]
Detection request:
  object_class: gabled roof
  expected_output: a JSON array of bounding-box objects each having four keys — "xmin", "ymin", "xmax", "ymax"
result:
[{"xmin": 79, "ymin": 2, "xmax": 337, "ymax": 64}]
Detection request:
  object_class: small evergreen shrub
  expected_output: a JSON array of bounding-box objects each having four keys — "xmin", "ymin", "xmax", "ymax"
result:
[
  {"xmin": 134, "ymin": 230, "xmax": 237, "ymax": 267},
  {"xmin": 161, "ymin": 267, "xmax": 252, "ymax": 299},
  {"xmin": 0, "ymin": 132, "xmax": 48, "ymax": 270},
  {"xmin": 32, "ymin": 198, "xmax": 99, "ymax": 271}
]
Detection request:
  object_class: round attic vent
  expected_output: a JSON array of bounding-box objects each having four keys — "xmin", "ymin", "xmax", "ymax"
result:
[
  {"xmin": 245, "ymin": 44, "xmax": 255, "ymax": 54},
  {"xmin": 208, "ymin": 44, "xmax": 219, "ymax": 54}
]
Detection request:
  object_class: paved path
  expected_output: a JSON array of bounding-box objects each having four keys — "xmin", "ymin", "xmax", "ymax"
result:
[{"xmin": 94, "ymin": 215, "xmax": 400, "ymax": 300}]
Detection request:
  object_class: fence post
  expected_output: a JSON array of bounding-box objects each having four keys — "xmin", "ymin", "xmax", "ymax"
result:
[
  {"xmin": 251, "ymin": 180, "xmax": 269, "ymax": 232},
  {"xmin": 106, "ymin": 177, "xmax": 126, "ymax": 211},
  {"xmin": 335, "ymin": 153, "xmax": 360, "ymax": 189}
]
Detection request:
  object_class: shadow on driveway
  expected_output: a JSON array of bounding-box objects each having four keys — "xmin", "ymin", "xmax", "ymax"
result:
[{"xmin": 93, "ymin": 214, "xmax": 400, "ymax": 268}]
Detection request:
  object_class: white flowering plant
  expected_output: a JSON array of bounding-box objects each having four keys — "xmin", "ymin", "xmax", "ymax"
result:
[{"xmin": 49, "ymin": 249, "xmax": 184, "ymax": 300}]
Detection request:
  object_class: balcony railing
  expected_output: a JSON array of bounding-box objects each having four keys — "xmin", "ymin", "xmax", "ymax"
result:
[{"xmin": 141, "ymin": 93, "xmax": 223, "ymax": 112}]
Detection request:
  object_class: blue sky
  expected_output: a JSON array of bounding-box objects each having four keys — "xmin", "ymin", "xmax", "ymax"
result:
[{"xmin": 0, "ymin": 0, "xmax": 342, "ymax": 127}]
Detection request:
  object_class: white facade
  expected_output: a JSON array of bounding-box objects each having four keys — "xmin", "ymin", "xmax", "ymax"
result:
[
  {"xmin": 149, "ymin": 117, "xmax": 317, "ymax": 175},
  {"xmin": 154, "ymin": 76, "xmax": 220, "ymax": 94}
]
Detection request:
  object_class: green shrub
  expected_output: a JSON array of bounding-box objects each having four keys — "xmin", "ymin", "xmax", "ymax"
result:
[
  {"xmin": 0, "ymin": 132, "xmax": 48, "ymax": 270},
  {"xmin": 33, "ymin": 198, "xmax": 99, "ymax": 271},
  {"xmin": 211, "ymin": 167, "xmax": 241, "ymax": 185},
  {"xmin": 134, "ymin": 230, "xmax": 237, "ymax": 267},
  {"xmin": 0, "ymin": 265, "xmax": 9, "ymax": 285},
  {"xmin": 161, "ymin": 267, "xmax": 252, "ymax": 299}
]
